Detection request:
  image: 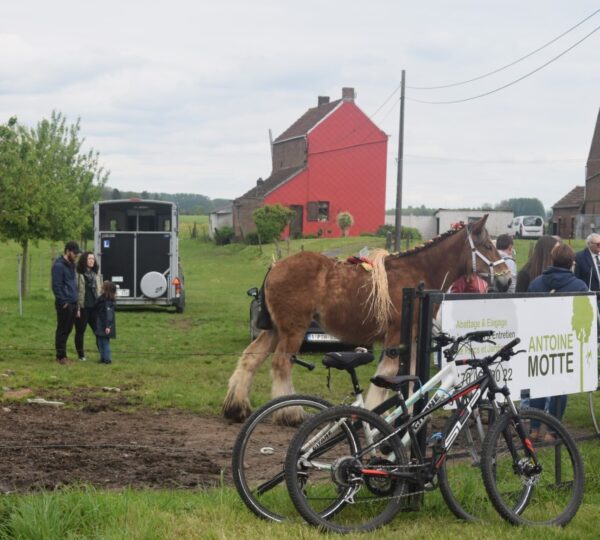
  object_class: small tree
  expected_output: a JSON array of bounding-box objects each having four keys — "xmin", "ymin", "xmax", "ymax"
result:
[
  {"xmin": 0, "ymin": 112, "xmax": 108, "ymax": 296},
  {"xmin": 252, "ymin": 204, "xmax": 294, "ymax": 245},
  {"xmin": 336, "ymin": 211, "xmax": 354, "ymax": 237}
]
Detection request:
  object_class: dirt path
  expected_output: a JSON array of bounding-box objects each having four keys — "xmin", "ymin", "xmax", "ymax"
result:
[{"xmin": 0, "ymin": 399, "xmax": 245, "ymax": 493}]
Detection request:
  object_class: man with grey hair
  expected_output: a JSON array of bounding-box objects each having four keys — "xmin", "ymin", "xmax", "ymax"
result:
[{"xmin": 574, "ymin": 233, "xmax": 600, "ymax": 292}]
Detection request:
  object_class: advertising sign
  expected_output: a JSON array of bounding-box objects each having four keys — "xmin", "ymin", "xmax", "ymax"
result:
[{"xmin": 440, "ymin": 294, "xmax": 597, "ymax": 400}]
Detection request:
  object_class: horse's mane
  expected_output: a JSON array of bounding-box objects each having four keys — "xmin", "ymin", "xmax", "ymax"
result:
[
  {"xmin": 365, "ymin": 249, "xmax": 394, "ymax": 334},
  {"xmin": 364, "ymin": 223, "xmax": 471, "ymax": 332},
  {"xmin": 391, "ymin": 222, "xmax": 467, "ymax": 258}
]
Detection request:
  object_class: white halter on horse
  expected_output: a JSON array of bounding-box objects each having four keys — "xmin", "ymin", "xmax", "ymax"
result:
[{"xmin": 467, "ymin": 224, "xmax": 508, "ymax": 290}]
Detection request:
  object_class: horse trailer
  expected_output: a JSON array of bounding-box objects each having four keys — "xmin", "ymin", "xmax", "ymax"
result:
[{"xmin": 94, "ymin": 199, "xmax": 185, "ymax": 312}]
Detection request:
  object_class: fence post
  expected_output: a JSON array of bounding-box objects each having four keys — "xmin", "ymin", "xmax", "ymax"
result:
[{"xmin": 17, "ymin": 254, "xmax": 23, "ymax": 316}]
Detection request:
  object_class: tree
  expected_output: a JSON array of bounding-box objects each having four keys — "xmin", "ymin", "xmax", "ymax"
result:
[
  {"xmin": 0, "ymin": 112, "xmax": 108, "ymax": 296},
  {"xmin": 252, "ymin": 204, "xmax": 294, "ymax": 245},
  {"xmin": 494, "ymin": 198, "xmax": 545, "ymax": 217},
  {"xmin": 336, "ymin": 211, "xmax": 354, "ymax": 237}
]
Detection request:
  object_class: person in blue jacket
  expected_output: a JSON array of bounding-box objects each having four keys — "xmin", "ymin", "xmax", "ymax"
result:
[
  {"xmin": 51, "ymin": 241, "xmax": 81, "ymax": 364},
  {"xmin": 95, "ymin": 281, "xmax": 117, "ymax": 364},
  {"xmin": 527, "ymin": 243, "xmax": 587, "ymax": 440}
]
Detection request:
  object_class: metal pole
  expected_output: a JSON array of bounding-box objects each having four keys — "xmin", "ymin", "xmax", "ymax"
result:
[
  {"xmin": 17, "ymin": 254, "xmax": 23, "ymax": 316},
  {"xmin": 394, "ymin": 70, "xmax": 406, "ymax": 251}
]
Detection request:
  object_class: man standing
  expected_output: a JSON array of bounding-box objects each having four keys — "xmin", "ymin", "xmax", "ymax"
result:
[
  {"xmin": 574, "ymin": 233, "xmax": 600, "ymax": 292},
  {"xmin": 51, "ymin": 241, "xmax": 80, "ymax": 364},
  {"xmin": 496, "ymin": 234, "xmax": 517, "ymax": 293}
]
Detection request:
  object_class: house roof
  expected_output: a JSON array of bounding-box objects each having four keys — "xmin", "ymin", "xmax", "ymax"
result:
[
  {"xmin": 238, "ymin": 165, "xmax": 305, "ymax": 199},
  {"xmin": 273, "ymin": 99, "xmax": 342, "ymax": 143},
  {"xmin": 552, "ymin": 185, "xmax": 585, "ymax": 209},
  {"xmin": 588, "ymin": 107, "xmax": 600, "ymax": 180}
]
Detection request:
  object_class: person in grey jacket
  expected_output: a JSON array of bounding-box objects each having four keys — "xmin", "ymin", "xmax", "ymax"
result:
[
  {"xmin": 74, "ymin": 251, "xmax": 103, "ymax": 361},
  {"xmin": 51, "ymin": 241, "xmax": 80, "ymax": 364}
]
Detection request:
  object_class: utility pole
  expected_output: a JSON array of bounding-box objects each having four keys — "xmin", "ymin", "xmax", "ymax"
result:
[{"xmin": 394, "ymin": 70, "xmax": 405, "ymax": 251}]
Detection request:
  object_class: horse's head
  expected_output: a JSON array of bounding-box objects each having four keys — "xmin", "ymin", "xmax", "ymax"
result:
[{"xmin": 463, "ymin": 215, "xmax": 511, "ymax": 292}]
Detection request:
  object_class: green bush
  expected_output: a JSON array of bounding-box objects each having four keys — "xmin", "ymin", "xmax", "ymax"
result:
[
  {"xmin": 252, "ymin": 204, "xmax": 294, "ymax": 243},
  {"xmin": 375, "ymin": 224, "xmax": 422, "ymax": 241},
  {"xmin": 244, "ymin": 232, "xmax": 260, "ymax": 245},
  {"xmin": 213, "ymin": 226, "xmax": 235, "ymax": 246}
]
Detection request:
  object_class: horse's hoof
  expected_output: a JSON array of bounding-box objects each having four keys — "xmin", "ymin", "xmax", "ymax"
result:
[
  {"xmin": 222, "ymin": 398, "xmax": 252, "ymax": 423},
  {"xmin": 272, "ymin": 405, "xmax": 307, "ymax": 427}
]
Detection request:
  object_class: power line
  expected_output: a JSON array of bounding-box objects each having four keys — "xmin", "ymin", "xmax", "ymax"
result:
[
  {"xmin": 402, "ymin": 154, "xmax": 586, "ymax": 164},
  {"xmin": 407, "ymin": 22, "xmax": 600, "ymax": 105},
  {"xmin": 407, "ymin": 7, "xmax": 600, "ymax": 90}
]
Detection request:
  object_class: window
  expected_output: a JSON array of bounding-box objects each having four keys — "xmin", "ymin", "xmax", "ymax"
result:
[{"xmin": 307, "ymin": 201, "xmax": 330, "ymax": 222}]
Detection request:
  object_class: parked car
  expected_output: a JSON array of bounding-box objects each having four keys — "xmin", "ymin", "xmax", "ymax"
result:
[
  {"xmin": 94, "ymin": 199, "xmax": 185, "ymax": 312},
  {"xmin": 508, "ymin": 215, "xmax": 544, "ymax": 239},
  {"xmin": 247, "ymin": 288, "xmax": 367, "ymax": 351}
]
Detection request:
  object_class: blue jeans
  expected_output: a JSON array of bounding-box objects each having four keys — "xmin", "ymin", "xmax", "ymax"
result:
[
  {"xmin": 96, "ymin": 336, "xmax": 112, "ymax": 363},
  {"xmin": 530, "ymin": 395, "xmax": 567, "ymax": 431}
]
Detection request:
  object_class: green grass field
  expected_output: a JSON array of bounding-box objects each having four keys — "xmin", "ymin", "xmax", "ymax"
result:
[{"xmin": 0, "ymin": 225, "xmax": 597, "ymax": 539}]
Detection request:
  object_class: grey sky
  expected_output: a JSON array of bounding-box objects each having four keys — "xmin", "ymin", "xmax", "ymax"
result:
[{"xmin": 1, "ymin": 1, "xmax": 599, "ymax": 210}]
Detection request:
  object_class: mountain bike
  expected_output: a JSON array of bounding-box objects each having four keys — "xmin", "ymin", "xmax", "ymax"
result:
[
  {"xmin": 233, "ymin": 331, "xmax": 508, "ymax": 523},
  {"xmin": 284, "ymin": 335, "xmax": 584, "ymax": 533}
]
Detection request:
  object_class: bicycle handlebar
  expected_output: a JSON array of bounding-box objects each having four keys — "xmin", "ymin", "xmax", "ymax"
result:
[{"xmin": 455, "ymin": 337, "xmax": 522, "ymax": 368}]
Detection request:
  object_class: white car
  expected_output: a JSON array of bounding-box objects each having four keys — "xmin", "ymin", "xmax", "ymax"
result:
[{"xmin": 509, "ymin": 215, "xmax": 544, "ymax": 239}]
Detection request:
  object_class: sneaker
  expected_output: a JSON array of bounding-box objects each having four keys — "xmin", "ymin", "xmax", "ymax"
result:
[
  {"xmin": 98, "ymin": 359, "xmax": 112, "ymax": 364},
  {"xmin": 56, "ymin": 357, "xmax": 70, "ymax": 365},
  {"xmin": 78, "ymin": 356, "xmax": 87, "ymax": 362}
]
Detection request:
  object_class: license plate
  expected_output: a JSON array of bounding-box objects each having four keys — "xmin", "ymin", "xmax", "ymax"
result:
[
  {"xmin": 116, "ymin": 288, "xmax": 130, "ymax": 297},
  {"xmin": 305, "ymin": 333, "xmax": 340, "ymax": 342}
]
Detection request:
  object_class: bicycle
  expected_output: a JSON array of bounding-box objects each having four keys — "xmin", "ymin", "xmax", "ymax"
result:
[
  {"xmin": 233, "ymin": 331, "xmax": 504, "ymax": 524},
  {"xmin": 231, "ymin": 352, "xmax": 403, "ymax": 522},
  {"xmin": 284, "ymin": 335, "xmax": 585, "ymax": 533}
]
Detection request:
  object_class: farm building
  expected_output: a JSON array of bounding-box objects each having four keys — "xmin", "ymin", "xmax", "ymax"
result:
[
  {"xmin": 385, "ymin": 209, "xmax": 513, "ymax": 240},
  {"xmin": 551, "ymin": 106, "xmax": 600, "ymax": 238},
  {"xmin": 208, "ymin": 203, "xmax": 233, "ymax": 240},
  {"xmin": 233, "ymin": 87, "xmax": 388, "ymax": 239},
  {"xmin": 550, "ymin": 186, "xmax": 584, "ymax": 239}
]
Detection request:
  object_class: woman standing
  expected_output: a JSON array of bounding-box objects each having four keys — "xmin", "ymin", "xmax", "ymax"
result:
[
  {"xmin": 74, "ymin": 251, "xmax": 102, "ymax": 361},
  {"xmin": 515, "ymin": 235, "xmax": 560, "ymax": 292}
]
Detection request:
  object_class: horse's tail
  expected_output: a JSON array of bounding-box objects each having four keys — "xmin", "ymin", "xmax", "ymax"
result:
[
  {"xmin": 366, "ymin": 249, "xmax": 395, "ymax": 333},
  {"xmin": 255, "ymin": 269, "xmax": 273, "ymax": 331}
]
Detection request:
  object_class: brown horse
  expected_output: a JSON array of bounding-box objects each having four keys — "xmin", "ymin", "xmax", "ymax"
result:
[{"xmin": 223, "ymin": 215, "xmax": 511, "ymax": 422}]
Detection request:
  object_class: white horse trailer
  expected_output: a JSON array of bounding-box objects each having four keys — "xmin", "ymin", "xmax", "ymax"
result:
[{"xmin": 94, "ymin": 199, "xmax": 185, "ymax": 312}]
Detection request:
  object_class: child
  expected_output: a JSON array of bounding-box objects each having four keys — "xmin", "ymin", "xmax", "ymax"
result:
[{"xmin": 95, "ymin": 281, "xmax": 117, "ymax": 364}]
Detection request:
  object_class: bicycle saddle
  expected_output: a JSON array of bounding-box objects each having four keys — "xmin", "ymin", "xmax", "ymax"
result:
[{"xmin": 322, "ymin": 351, "xmax": 374, "ymax": 370}]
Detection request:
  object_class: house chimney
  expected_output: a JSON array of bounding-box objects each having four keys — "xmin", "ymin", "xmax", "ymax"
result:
[
  {"xmin": 256, "ymin": 178, "xmax": 264, "ymax": 196},
  {"xmin": 318, "ymin": 96, "xmax": 330, "ymax": 107},
  {"xmin": 342, "ymin": 87, "xmax": 355, "ymax": 101}
]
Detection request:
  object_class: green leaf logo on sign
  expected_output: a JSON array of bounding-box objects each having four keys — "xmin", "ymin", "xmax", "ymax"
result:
[{"xmin": 571, "ymin": 295, "xmax": 594, "ymax": 392}]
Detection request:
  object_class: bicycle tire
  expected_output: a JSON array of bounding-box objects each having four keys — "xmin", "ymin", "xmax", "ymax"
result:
[
  {"xmin": 285, "ymin": 405, "xmax": 408, "ymax": 533},
  {"xmin": 438, "ymin": 401, "xmax": 498, "ymax": 521},
  {"xmin": 481, "ymin": 408, "xmax": 584, "ymax": 526},
  {"xmin": 231, "ymin": 394, "xmax": 332, "ymax": 522}
]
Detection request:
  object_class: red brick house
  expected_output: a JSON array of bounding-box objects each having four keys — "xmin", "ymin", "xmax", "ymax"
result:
[{"xmin": 233, "ymin": 88, "xmax": 388, "ymax": 239}]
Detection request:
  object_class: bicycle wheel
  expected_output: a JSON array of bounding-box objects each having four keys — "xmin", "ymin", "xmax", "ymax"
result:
[
  {"xmin": 285, "ymin": 405, "xmax": 409, "ymax": 533},
  {"xmin": 231, "ymin": 394, "xmax": 332, "ymax": 522},
  {"xmin": 481, "ymin": 408, "xmax": 584, "ymax": 526},
  {"xmin": 438, "ymin": 401, "xmax": 499, "ymax": 521}
]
